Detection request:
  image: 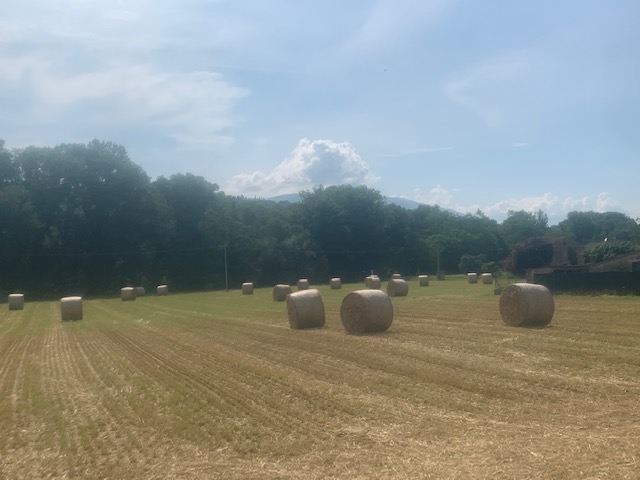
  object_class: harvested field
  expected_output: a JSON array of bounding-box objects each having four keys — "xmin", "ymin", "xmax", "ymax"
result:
[{"xmin": 1, "ymin": 276, "xmax": 639, "ymax": 479}]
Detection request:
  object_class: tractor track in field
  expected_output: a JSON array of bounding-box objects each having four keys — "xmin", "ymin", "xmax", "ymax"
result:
[{"xmin": 88, "ymin": 309, "xmax": 339, "ymax": 447}]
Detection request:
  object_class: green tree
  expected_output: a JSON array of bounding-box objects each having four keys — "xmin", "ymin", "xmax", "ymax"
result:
[
  {"xmin": 458, "ymin": 253, "xmax": 487, "ymax": 274},
  {"xmin": 583, "ymin": 241, "xmax": 637, "ymax": 263},
  {"xmin": 299, "ymin": 185, "xmax": 386, "ymax": 281},
  {"xmin": 426, "ymin": 234, "xmax": 451, "ymax": 277},
  {"xmin": 152, "ymin": 173, "xmax": 224, "ymax": 290},
  {"xmin": 0, "ymin": 185, "xmax": 43, "ymax": 292},
  {"xmin": 559, "ymin": 211, "xmax": 640, "ymax": 244},
  {"xmin": 500, "ymin": 209, "xmax": 549, "ymax": 247},
  {"xmin": 14, "ymin": 140, "xmax": 157, "ymax": 295},
  {"xmin": 0, "ymin": 140, "xmax": 19, "ymax": 185}
]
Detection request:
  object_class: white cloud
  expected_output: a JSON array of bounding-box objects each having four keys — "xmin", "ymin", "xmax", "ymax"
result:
[
  {"xmin": 409, "ymin": 186, "xmax": 635, "ymax": 224},
  {"xmin": 412, "ymin": 185, "xmax": 465, "ymax": 211},
  {"xmin": 0, "ymin": 0, "xmax": 249, "ymax": 149},
  {"xmin": 420, "ymin": 185, "xmax": 454, "ymax": 207},
  {"xmin": 596, "ymin": 192, "xmax": 621, "ymax": 213},
  {"xmin": 225, "ymin": 138, "xmax": 377, "ymax": 197},
  {"xmin": 0, "ymin": 59, "xmax": 247, "ymax": 148},
  {"xmin": 481, "ymin": 193, "xmax": 559, "ymax": 217},
  {"xmin": 563, "ymin": 196, "xmax": 589, "ymax": 211}
]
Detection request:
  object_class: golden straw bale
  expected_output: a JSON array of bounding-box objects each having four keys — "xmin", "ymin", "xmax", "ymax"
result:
[
  {"xmin": 121, "ymin": 287, "xmax": 137, "ymax": 301},
  {"xmin": 364, "ymin": 275, "xmax": 381, "ymax": 289},
  {"xmin": 157, "ymin": 284, "xmax": 169, "ymax": 295},
  {"xmin": 467, "ymin": 273, "xmax": 478, "ymax": 284},
  {"xmin": 8, "ymin": 294, "xmax": 24, "ymax": 310},
  {"xmin": 481, "ymin": 273, "xmax": 493, "ymax": 284},
  {"xmin": 242, "ymin": 282, "xmax": 254, "ymax": 295},
  {"xmin": 418, "ymin": 275, "xmax": 429, "ymax": 286},
  {"xmin": 499, "ymin": 283, "xmax": 554, "ymax": 327},
  {"xmin": 387, "ymin": 279, "xmax": 409, "ymax": 297},
  {"xmin": 273, "ymin": 284, "xmax": 292, "ymax": 301},
  {"xmin": 340, "ymin": 289, "xmax": 393, "ymax": 334},
  {"xmin": 330, "ymin": 278, "xmax": 342, "ymax": 289},
  {"xmin": 297, "ymin": 279, "xmax": 310, "ymax": 290},
  {"xmin": 286, "ymin": 289, "xmax": 325, "ymax": 329},
  {"xmin": 61, "ymin": 296, "xmax": 83, "ymax": 321}
]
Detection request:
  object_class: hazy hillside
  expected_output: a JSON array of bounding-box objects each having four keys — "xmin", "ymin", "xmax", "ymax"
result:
[{"xmin": 269, "ymin": 193, "xmax": 452, "ymax": 212}]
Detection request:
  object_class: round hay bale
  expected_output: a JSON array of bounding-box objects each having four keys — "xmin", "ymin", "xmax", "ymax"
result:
[
  {"xmin": 499, "ymin": 283, "xmax": 554, "ymax": 327},
  {"xmin": 273, "ymin": 284, "xmax": 292, "ymax": 301},
  {"xmin": 467, "ymin": 273, "xmax": 478, "ymax": 284},
  {"xmin": 135, "ymin": 286, "xmax": 146, "ymax": 297},
  {"xmin": 340, "ymin": 290, "xmax": 393, "ymax": 334},
  {"xmin": 387, "ymin": 278, "xmax": 409, "ymax": 297},
  {"xmin": 481, "ymin": 273, "xmax": 493, "ymax": 284},
  {"xmin": 418, "ymin": 275, "xmax": 429, "ymax": 287},
  {"xmin": 8, "ymin": 293, "xmax": 24, "ymax": 311},
  {"xmin": 157, "ymin": 284, "xmax": 169, "ymax": 296},
  {"xmin": 60, "ymin": 296, "xmax": 83, "ymax": 321},
  {"xmin": 297, "ymin": 278, "xmax": 310, "ymax": 291},
  {"xmin": 242, "ymin": 282, "xmax": 254, "ymax": 295},
  {"xmin": 364, "ymin": 275, "xmax": 381, "ymax": 289},
  {"xmin": 391, "ymin": 273, "xmax": 402, "ymax": 280},
  {"xmin": 121, "ymin": 287, "xmax": 137, "ymax": 301},
  {"xmin": 330, "ymin": 277, "xmax": 342, "ymax": 289},
  {"xmin": 286, "ymin": 289, "xmax": 325, "ymax": 329}
]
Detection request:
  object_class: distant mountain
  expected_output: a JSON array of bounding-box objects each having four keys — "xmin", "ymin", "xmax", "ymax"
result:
[
  {"xmin": 268, "ymin": 193, "xmax": 457, "ymax": 214},
  {"xmin": 384, "ymin": 197, "xmax": 423, "ymax": 209},
  {"xmin": 269, "ymin": 193, "xmax": 302, "ymax": 203}
]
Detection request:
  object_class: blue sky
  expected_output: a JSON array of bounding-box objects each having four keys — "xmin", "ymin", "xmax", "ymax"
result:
[{"xmin": 1, "ymin": 0, "xmax": 638, "ymax": 224}]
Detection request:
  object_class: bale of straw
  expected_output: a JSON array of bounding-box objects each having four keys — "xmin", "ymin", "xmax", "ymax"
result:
[
  {"xmin": 157, "ymin": 284, "xmax": 169, "ymax": 296},
  {"xmin": 60, "ymin": 296, "xmax": 83, "ymax": 321},
  {"xmin": 391, "ymin": 273, "xmax": 402, "ymax": 279},
  {"xmin": 481, "ymin": 273, "xmax": 493, "ymax": 284},
  {"xmin": 387, "ymin": 278, "xmax": 409, "ymax": 297},
  {"xmin": 242, "ymin": 282, "xmax": 254, "ymax": 295},
  {"xmin": 135, "ymin": 286, "xmax": 146, "ymax": 297},
  {"xmin": 467, "ymin": 273, "xmax": 478, "ymax": 284},
  {"xmin": 499, "ymin": 283, "xmax": 554, "ymax": 327},
  {"xmin": 8, "ymin": 294, "xmax": 24, "ymax": 310},
  {"xmin": 418, "ymin": 275, "xmax": 429, "ymax": 287},
  {"xmin": 121, "ymin": 287, "xmax": 137, "ymax": 301},
  {"xmin": 365, "ymin": 275, "xmax": 381, "ymax": 289},
  {"xmin": 297, "ymin": 278, "xmax": 310, "ymax": 290},
  {"xmin": 287, "ymin": 289, "xmax": 325, "ymax": 329},
  {"xmin": 273, "ymin": 284, "xmax": 292, "ymax": 301},
  {"xmin": 340, "ymin": 289, "xmax": 393, "ymax": 334},
  {"xmin": 330, "ymin": 278, "xmax": 342, "ymax": 289}
]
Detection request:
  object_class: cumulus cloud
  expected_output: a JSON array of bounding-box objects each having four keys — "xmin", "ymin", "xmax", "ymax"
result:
[
  {"xmin": 596, "ymin": 192, "xmax": 621, "ymax": 213},
  {"xmin": 225, "ymin": 138, "xmax": 377, "ymax": 197},
  {"xmin": 563, "ymin": 196, "xmax": 589, "ymax": 211},
  {"xmin": 409, "ymin": 186, "xmax": 636, "ymax": 224},
  {"xmin": 428, "ymin": 185, "xmax": 454, "ymax": 206},
  {"xmin": 482, "ymin": 193, "xmax": 559, "ymax": 217}
]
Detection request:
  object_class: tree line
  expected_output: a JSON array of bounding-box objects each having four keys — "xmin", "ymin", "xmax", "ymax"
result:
[{"xmin": 1, "ymin": 140, "xmax": 639, "ymax": 299}]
